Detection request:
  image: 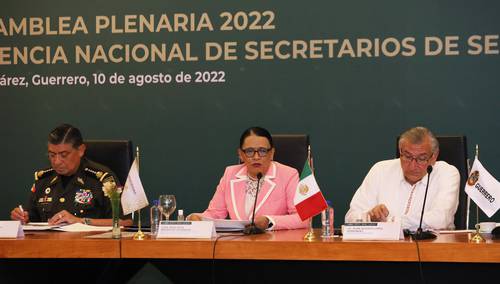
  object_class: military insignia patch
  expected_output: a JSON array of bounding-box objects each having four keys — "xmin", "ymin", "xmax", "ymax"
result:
[
  {"xmin": 38, "ymin": 196, "xmax": 52, "ymax": 203},
  {"xmin": 74, "ymin": 189, "xmax": 93, "ymax": 204}
]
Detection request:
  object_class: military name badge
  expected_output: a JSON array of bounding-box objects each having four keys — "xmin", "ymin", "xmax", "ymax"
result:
[{"xmin": 74, "ymin": 189, "xmax": 93, "ymax": 205}]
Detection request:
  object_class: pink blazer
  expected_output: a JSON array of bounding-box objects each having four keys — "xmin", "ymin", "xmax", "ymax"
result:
[{"xmin": 201, "ymin": 161, "xmax": 308, "ymax": 230}]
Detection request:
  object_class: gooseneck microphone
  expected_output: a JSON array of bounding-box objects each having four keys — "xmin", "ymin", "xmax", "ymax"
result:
[
  {"xmin": 244, "ymin": 172, "xmax": 265, "ymax": 235},
  {"xmin": 412, "ymin": 165, "xmax": 437, "ymax": 240}
]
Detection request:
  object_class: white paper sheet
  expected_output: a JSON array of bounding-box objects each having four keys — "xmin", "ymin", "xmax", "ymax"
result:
[
  {"xmin": 54, "ymin": 223, "xmax": 112, "ymax": 232},
  {"xmin": 439, "ymin": 229, "xmax": 476, "ymax": 234},
  {"xmin": 85, "ymin": 231, "xmax": 136, "ymax": 238},
  {"xmin": 22, "ymin": 222, "xmax": 61, "ymax": 231}
]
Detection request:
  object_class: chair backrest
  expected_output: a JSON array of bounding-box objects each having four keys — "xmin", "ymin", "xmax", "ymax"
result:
[
  {"xmin": 396, "ymin": 136, "xmax": 468, "ymax": 229},
  {"xmin": 272, "ymin": 134, "xmax": 310, "ymax": 174},
  {"xmin": 84, "ymin": 140, "xmax": 134, "ymax": 186}
]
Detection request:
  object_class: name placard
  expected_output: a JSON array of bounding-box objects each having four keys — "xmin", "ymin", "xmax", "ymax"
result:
[
  {"xmin": 156, "ymin": 221, "xmax": 216, "ymax": 239},
  {"xmin": 0, "ymin": 221, "xmax": 24, "ymax": 238},
  {"xmin": 342, "ymin": 220, "xmax": 403, "ymax": 240}
]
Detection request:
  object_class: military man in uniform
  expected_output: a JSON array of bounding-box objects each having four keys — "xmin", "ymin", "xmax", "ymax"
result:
[{"xmin": 10, "ymin": 124, "xmax": 132, "ymax": 226}]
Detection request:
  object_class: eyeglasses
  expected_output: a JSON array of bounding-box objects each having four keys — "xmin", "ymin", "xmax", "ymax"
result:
[
  {"xmin": 399, "ymin": 151, "xmax": 432, "ymax": 166},
  {"xmin": 241, "ymin": 147, "xmax": 272, "ymax": 158}
]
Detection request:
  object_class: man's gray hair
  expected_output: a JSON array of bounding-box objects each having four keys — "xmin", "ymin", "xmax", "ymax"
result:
[{"xmin": 398, "ymin": 126, "xmax": 439, "ymax": 153}]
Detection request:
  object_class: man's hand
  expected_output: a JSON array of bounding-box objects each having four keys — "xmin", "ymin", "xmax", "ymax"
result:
[
  {"xmin": 368, "ymin": 204, "xmax": 389, "ymax": 222},
  {"xmin": 10, "ymin": 207, "xmax": 29, "ymax": 224},
  {"xmin": 48, "ymin": 210, "xmax": 82, "ymax": 225}
]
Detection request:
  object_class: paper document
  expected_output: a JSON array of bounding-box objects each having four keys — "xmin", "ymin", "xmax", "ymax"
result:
[
  {"xmin": 201, "ymin": 217, "xmax": 250, "ymax": 232},
  {"xmin": 54, "ymin": 223, "xmax": 113, "ymax": 232},
  {"xmin": 439, "ymin": 229, "xmax": 475, "ymax": 234},
  {"xmin": 23, "ymin": 222, "xmax": 61, "ymax": 231},
  {"xmin": 85, "ymin": 231, "xmax": 136, "ymax": 238}
]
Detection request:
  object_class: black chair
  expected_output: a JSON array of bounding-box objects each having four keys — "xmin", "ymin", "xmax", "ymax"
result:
[
  {"xmin": 396, "ymin": 136, "xmax": 469, "ymax": 229},
  {"xmin": 272, "ymin": 134, "xmax": 310, "ymax": 174},
  {"xmin": 84, "ymin": 140, "xmax": 134, "ymax": 186}
]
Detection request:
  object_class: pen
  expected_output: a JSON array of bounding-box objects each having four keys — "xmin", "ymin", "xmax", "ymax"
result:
[{"xmin": 18, "ymin": 205, "xmax": 26, "ymax": 224}]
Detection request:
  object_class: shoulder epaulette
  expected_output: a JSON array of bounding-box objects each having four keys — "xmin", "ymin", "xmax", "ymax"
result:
[
  {"xmin": 84, "ymin": 167, "xmax": 114, "ymax": 183},
  {"xmin": 34, "ymin": 168, "xmax": 54, "ymax": 181}
]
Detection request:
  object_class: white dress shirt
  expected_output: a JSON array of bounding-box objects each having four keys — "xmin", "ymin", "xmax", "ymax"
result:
[{"xmin": 345, "ymin": 159, "xmax": 460, "ymax": 231}]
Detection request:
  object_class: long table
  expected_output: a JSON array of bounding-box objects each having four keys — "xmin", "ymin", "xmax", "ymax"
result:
[
  {"xmin": 2, "ymin": 229, "xmax": 500, "ymax": 283},
  {"xmin": 2, "ymin": 229, "xmax": 500, "ymax": 262}
]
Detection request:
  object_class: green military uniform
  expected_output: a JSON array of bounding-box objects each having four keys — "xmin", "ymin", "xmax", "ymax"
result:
[{"xmin": 26, "ymin": 157, "xmax": 122, "ymax": 222}]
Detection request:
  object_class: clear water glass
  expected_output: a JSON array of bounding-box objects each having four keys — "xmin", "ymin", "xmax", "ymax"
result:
[{"xmin": 158, "ymin": 194, "xmax": 176, "ymax": 221}]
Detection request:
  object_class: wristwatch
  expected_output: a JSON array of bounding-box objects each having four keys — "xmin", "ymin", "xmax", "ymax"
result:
[{"xmin": 83, "ymin": 218, "xmax": 91, "ymax": 225}]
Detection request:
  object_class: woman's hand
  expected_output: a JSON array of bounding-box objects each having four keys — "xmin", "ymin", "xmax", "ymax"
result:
[
  {"xmin": 186, "ymin": 214, "xmax": 202, "ymax": 221},
  {"xmin": 253, "ymin": 216, "xmax": 270, "ymax": 230}
]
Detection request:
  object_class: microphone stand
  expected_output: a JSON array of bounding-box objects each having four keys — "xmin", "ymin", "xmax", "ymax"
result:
[
  {"xmin": 244, "ymin": 173, "xmax": 265, "ymax": 235},
  {"xmin": 411, "ymin": 165, "xmax": 437, "ymax": 240}
]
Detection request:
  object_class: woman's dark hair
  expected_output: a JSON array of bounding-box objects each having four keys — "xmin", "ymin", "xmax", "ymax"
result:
[
  {"xmin": 239, "ymin": 126, "xmax": 273, "ymax": 148},
  {"xmin": 48, "ymin": 123, "xmax": 83, "ymax": 149}
]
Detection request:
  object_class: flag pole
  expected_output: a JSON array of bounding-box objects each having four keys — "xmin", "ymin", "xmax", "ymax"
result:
[
  {"xmin": 465, "ymin": 157, "xmax": 471, "ymax": 229},
  {"xmin": 470, "ymin": 144, "xmax": 485, "ymax": 243},
  {"xmin": 303, "ymin": 145, "xmax": 316, "ymax": 241},
  {"xmin": 133, "ymin": 146, "xmax": 145, "ymax": 240}
]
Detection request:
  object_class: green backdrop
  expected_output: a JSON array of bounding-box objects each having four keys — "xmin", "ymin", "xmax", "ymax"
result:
[{"xmin": 1, "ymin": 0, "xmax": 499, "ymax": 225}]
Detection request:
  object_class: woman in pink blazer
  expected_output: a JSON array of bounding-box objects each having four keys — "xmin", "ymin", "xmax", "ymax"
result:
[{"xmin": 189, "ymin": 127, "xmax": 308, "ymax": 230}]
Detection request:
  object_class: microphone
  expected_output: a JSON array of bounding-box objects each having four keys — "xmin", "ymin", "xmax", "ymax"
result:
[
  {"xmin": 411, "ymin": 165, "xmax": 437, "ymax": 240},
  {"xmin": 243, "ymin": 172, "xmax": 265, "ymax": 235}
]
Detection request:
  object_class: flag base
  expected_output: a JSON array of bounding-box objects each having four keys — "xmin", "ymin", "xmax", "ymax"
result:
[
  {"xmin": 303, "ymin": 230, "xmax": 316, "ymax": 241},
  {"xmin": 133, "ymin": 230, "xmax": 145, "ymax": 240},
  {"xmin": 470, "ymin": 230, "xmax": 485, "ymax": 243},
  {"xmin": 133, "ymin": 209, "xmax": 146, "ymax": 241},
  {"xmin": 303, "ymin": 218, "xmax": 316, "ymax": 241}
]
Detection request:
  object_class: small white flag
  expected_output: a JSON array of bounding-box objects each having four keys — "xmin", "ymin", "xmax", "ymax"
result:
[
  {"xmin": 121, "ymin": 158, "xmax": 149, "ymax": 215},
  {"xmin": 464, "ymin": 157, "xmax": 500, "ymax": 218}
]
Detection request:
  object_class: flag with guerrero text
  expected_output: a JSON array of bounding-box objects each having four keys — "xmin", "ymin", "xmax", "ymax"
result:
[
  {"xmin": 293, "ymin": 159, "xmax": 328, "ymax": 221},
  {"xmin": 465, "ymin": 157, "xmax": 500, "ymax": 218}
]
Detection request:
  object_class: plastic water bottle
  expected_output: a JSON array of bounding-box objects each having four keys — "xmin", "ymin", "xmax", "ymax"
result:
[
  {"xmin": 321, "ymin": 200, "xmax": 334, "ymax": 238},
  {"xmin": 150, "ymin": 200, "xmax": 161, "ymax": 237},
  {"xmin": 177, "ymin": 209, "xmax": 185, "ymax": 221}
]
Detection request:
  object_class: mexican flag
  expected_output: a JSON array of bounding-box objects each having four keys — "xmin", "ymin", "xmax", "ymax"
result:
[{"xmin": 293, "ymin": 159, "xmax": 328, "ymax": 221}]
